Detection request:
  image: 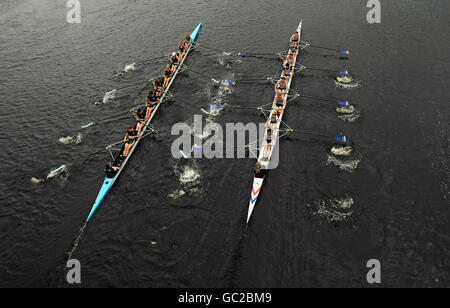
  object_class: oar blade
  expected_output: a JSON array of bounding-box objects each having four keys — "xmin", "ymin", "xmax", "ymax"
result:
[
  {"xmin": 335, "ymin": 136, "xmax": 349, "ymax": 143},
  {"xmin": 81, "ymin": 122, "xmax": 94, "ymax": 129},
  {"xmin": 338, "ymin": 100, "xmax": 351, "ymax": 106}
]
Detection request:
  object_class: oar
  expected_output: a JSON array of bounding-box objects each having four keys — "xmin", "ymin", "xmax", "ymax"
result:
[
  {"xmin": 193, "ymin": 43, "xmax": 232, "ymax": 56},
  {"xmin": 297, "ymin": 65, "xmax": 350, "ymax": 75},
  {"xmin": 80, "ymin": 104, "xmax": 145, "ymax": 129},
  {"xmin": 181, "ymin": 65, "xmax": 234, "ymax": 85},
  {"xmin": 193, "ymin": 43, "xmax": 284, "ymax": 59},
  {"xmin": 166, "ymin": 94, "xmax": 200, "ymax": 111},
  {"xmin": 237, "ymin": 52, "xmax": 283, "ymax": 58},
  {"xmin": 298, "ymin": 94, "xmax": 351, "ymax": 107},
  {"xmin": 200, "ymin": 105, "xmax": 266, "ymax": 115},
  {"xmin": 285, "ymin": 129, "xmax": 349, "ymax": 143},
  {"xmin": 302, "ymin": 42, "xmax": 350, "ymax": 55}
]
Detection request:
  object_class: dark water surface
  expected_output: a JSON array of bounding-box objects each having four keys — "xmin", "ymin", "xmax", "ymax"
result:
[{"xmin": 0, "ymin": 0, "xmax": 448, "ymax": 287}]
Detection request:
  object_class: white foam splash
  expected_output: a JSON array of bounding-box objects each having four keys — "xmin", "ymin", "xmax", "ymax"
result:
[
  {"xmin": 59, "ymin": 133, "xmax": 82, "ymax": 145},
  {"xmin": 327, "ymin": 155, "xmax": 360, "ymax": 172},
  {"xmin": 307, "ymin": 195, "xmax": 354, "ymax": 223},
  {"xmin": 30, "ymin": 177, "xmax": 43, "ymax": 184},
  {"xmin": 338, "ymin": 110, "xmax": 361, "ymax": 122},
  {"xmin": 47, "ymin": 165, "xmax": 68, "ymax": 180},
  {"xmin": 168, "ymin": 165, "xmax": 202, "ymax": 200},
  {"xmin": 331, "ymin": 146, "xmax": 353, "ymax": 156},
  {"xmin": 335, "ymin": 80, "xmax": 361, "ymax": 89},
  {"xmin": 124, "ymin": 63, "xmax": 136, "ymax": 72},
  {"xmin": 336, "ymin": 105, "xmax": 355, "ymax": 114},
  {"xmin": 103, "ymin": 89, "xmax": 117, "ymax": 104},
  {"xmin": 179, "ymin": 166, "xmax": 200, "ymax": 184}
]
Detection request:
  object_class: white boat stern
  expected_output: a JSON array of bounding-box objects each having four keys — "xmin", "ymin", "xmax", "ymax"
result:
[{"xmin": 247, "ymin": 177, "xmax": 265, "ymax": 223}]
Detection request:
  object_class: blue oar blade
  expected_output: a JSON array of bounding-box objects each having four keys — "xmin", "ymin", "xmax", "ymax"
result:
[
  {"xmin": 338, "ymin": 100, "xmax": 350, "ymax": 106},
  {"xmin": 335, "ymin": 136, "xmax": 349, "ymax": 143}
]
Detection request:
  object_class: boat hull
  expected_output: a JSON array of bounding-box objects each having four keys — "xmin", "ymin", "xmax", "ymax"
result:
[
  {"xmin": 86, "ymin": 22, "xmax": 203, "ymax": 222},
  {"xmin": 246, "ymin": 20, "xmax": 302, "ymax": 224}
]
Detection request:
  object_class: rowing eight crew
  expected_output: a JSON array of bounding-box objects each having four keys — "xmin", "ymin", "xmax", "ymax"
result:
[
  {"xmin": 105, "ymin": 31, "xmax": 194, "ymax": 178},
  {"xmin": 256, "ymin": 30, "xmax": 300, "ymax": 168}
]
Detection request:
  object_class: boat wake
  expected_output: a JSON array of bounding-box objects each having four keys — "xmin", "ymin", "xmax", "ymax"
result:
[
  {"xmin": 327, "ymin": 153, "xmax": 361, "ymax": 172},
  {"xmin": 46, "ymin": 165, "xmax": 69, "ymax": 180},
  {"xmin": 30, "ymin": 165, "xmax": 69, "ymax": 185},
  {"xmin": 306, "ymin": 194, "xmax": 355, "ymax": 223},
  {"xmin": 67, "ymin": 223, "xmax": 87, "ymax": 260},
  {"xmin": 95, "ymin": 89, "xmax": 119, "ymax": 105},
  {"xmin": 334, "ymin": 79, "xmax": 361, "ymax": 89},
  {"xmin": 116, "ymin": 63, "xmax": 137, "ymax": 77},
  {"xmin": 217, "ymin": 56, "xmax": 233, "ymax": 69},
  {"xmin": 337, "ymin": 108, "xmax": 361, "ymax": 122},
  {"xmin": 331, "ymin": 145, "xmax": 353, "ymax": 157},
  {"xmin": 168, "ymin": 164, "xmax": 202, "ymax": 200},
  {"xmin": 201, "ymin": 79, "xmax": 235, "ymax": 118}
]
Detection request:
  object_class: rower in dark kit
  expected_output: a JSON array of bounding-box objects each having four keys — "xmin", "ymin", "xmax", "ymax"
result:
[{"xmin": 122, "ymin": 126, "xmax": 142, "ymax": 157}]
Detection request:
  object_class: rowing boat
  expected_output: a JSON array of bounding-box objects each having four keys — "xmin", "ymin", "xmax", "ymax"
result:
[
  {"xmin": 247, "ymin": 21, "xmax": 302, "ymax": 224},
  {"xmin": 86, "ymin": 22, "xmax": 203, "ymax": 222}
]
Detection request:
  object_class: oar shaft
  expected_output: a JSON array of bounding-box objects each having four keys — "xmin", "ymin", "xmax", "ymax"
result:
[
  {"xmin": 300, "ymin": 95, "xmax": 335, "ymax": 103},
  {"xmin": 288, "ymin": 130, "xmax": 333, "ymax": 139}
]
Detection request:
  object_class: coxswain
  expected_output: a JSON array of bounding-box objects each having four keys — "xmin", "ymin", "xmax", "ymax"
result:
[
  {"xmin": 122, "ymin": 126, "xmax": 142, "ymax": 157},
  {"xmin": 153, "ymin": 77, "xmax": 165, "ymax": 97},
  {"xmin": 254, "ymin": 162, "xmax": 261, "ymax": 174},
  {"xmin": 275, "ymin": 77, "xmax": 288, "ymax": 95},
  {"xmin": 105, "ymin": 163, "xmax": 119, "ymax": 178},
  {"xmin": 163, "ymin": 64, "xmax": 173, "ymax": 88},
  {"xmin": 184, "ymin": 32, "xmax": 192, "ymax": 49}
]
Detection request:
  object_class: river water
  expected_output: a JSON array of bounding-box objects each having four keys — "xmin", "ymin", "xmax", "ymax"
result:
[{"xmin": 0, "ymin": 0, "xmax": 448, "ymax": 287}]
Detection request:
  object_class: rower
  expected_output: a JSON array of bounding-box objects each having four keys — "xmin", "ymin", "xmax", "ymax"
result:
[
  {"xmin": 267, "ymin": 113, "xmax": 278, "ymax": 129},
  {"xmin": 289, "ymin": 44, "xmax": 298, "ymax": 55},
  {"xmin": 169, "ymin": 52, "xmax": 179, "ymax": 73},
  {"xmin": 282, "ymin": 63, "xmax": 293, "ymax": 79},
  {"xmin": 184, "ymin": 32, "xmax": 192, "ymax": 49},
  {"xmin": 264, "ymin": 129, "xmax": 273, "ymax": 158},
  {"xmin": 274, "ymin": 92, "xmax": 287, "ymax": 110},
  {"xmin": 163, "ymin": 64, "xmax": 173, "ymax": 88},
  {"xmin": 178, "ymin": 41, "xmax": 186, "ymax": 55},
  {"xmin": 153, "ymin": 77, "xmax": 165, "ymax": 97},
  {"xmin": 290, "ymin": 32, "xmax": 300, "ymax": 45},
  {"xmin": 145, "ymin": 90, "xmax": 160, "ymax": 120},
  {"xmin": 283, "ymin": 53, "xmax": 294, "ymax": 67},
  {"xmin": 275, "ymin": 77, "xmax": 288, "ymax": 95},
  {"xmin": 135, "ymin": 108, "xmax": 147, "ymax": 132},
  {"xmin": 122, "ymin": 126, "xmax": 142, "ymax": 157}
]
